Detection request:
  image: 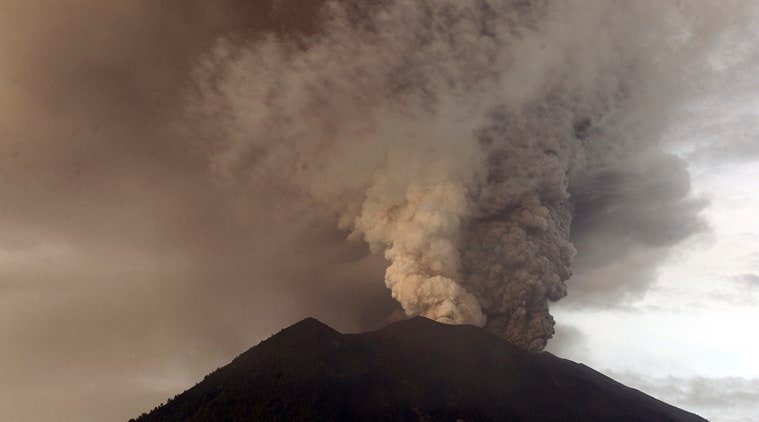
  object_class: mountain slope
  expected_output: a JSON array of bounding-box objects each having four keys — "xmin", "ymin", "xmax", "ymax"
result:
[{"xmin": 133, "ymin": 317, "xmax": 706, "ymax": 421}]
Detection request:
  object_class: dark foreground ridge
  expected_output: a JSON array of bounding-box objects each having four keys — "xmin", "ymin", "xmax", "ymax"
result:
[{"xmin": 133, "ymin": 317, "xmax": 706, "ymax": 421}]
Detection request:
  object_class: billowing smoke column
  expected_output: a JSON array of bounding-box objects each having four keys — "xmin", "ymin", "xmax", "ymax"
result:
[{"xmin": 189, "ymin": 0, "xmax": 744, "ymax": 350}]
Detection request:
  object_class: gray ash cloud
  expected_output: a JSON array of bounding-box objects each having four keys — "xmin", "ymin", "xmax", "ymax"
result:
[{"xmin": 190, "ymin": 0, "xmax": 757, "ymax": 350}]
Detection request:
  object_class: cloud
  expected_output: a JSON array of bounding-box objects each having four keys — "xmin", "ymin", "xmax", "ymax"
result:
[
  {"xmin": 567, "ymin": 152, "xmax": 710, "ymax": 306},
  {"xmin": 184, "ymin": 0, "xmax": 759, "ymax": 350},
  {"xmin": 611, "ymin": 372, "xmax": 759, "ymax": 422},
  {"xmin": 732, "ymin": 273, "xmax": 759, "ymax": 288},
  {"xmin": 544, "ymin": 323, "xmax": 591, "ymax": 361}
]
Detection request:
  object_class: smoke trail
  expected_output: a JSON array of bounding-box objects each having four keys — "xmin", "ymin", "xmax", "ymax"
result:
[{"xmin": 188, "ymin": 0, "xmax": 757, "ymax": 350}]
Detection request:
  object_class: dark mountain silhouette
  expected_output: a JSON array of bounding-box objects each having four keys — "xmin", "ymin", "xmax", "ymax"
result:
[{"xmin": 133, "ymin": 317, "xmax": 706, "ymax": 421}]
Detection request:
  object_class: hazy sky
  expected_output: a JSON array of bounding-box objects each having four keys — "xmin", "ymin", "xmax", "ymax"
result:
[
  {"xmin": 1, "ymin": 1, "xmax": 758, "ymax": 421},
  {"xmin": 548, "ymin": 154, "xmax": 759, "ymax": 422}
]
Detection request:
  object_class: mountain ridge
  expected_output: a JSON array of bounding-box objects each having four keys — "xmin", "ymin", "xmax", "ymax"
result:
[{"xmin": 133, "ymin": 316, "xmax": 707, "ymax": 421}]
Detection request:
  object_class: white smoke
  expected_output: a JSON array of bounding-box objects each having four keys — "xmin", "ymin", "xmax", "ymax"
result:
[{"xmin": 188, "ymin": 0, "xmax": 759, "ymax": 350}]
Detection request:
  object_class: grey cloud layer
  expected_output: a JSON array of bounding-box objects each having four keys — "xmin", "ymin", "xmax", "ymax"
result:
[{"xmin": 612, "ymin": 372, "xmax": 759, "ymax": 422}]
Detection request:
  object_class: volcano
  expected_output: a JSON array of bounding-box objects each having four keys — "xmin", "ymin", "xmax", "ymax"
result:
[{"xmin": 132, "ymin": 317, "xmax": 705, "ymax": 421}]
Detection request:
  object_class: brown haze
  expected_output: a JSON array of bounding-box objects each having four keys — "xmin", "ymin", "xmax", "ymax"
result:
[
  {"xmin": 0, "ymin": 2, "xmax": 398, "ymax": 420},
  {"xmin": 1, "ymin": 1, "xmax": 757, "ymax": 421}
]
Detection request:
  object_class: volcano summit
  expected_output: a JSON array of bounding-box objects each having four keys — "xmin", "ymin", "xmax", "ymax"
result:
[{"xmin": 133, "ymin": 317, "xmax": 705, "ymax": 421}]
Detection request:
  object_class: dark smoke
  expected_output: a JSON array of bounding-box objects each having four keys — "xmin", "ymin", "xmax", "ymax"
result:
[{"xmin": 188, "ymin": 0, "xmax": 757, "ymax": 350}]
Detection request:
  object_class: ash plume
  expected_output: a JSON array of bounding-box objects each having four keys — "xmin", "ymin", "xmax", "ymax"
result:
[{"xmin": 189, "ymin": 0, "xmax": 758, "ymax": 350}]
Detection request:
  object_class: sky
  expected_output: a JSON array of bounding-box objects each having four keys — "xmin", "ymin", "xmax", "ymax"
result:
[
  {"xmin": 548, "ymin": 158, "xmax": 759, "ymax": 422},
  {"xmin": 1, "ymin": 1, "xmax": 758, "ymax": 421}
]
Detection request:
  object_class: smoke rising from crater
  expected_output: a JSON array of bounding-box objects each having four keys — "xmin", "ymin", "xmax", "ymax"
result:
[{"xmin": 190, "ymin": 0, "xmax": 757, "ymax": 350}]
